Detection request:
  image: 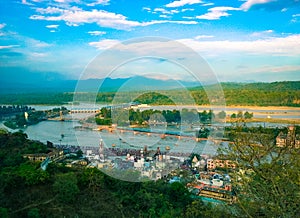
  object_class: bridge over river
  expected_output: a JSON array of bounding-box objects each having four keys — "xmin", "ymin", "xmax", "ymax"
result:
[{"xmin": 70, "ymin": 102, "xmax": 139, "ymax": 113}]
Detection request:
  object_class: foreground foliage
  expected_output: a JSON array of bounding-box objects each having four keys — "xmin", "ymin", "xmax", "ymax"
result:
[
  {"xmin": 0, "ymin": 130, "xmax": 232, "ymax": 218},
  {"xmin": 1, "ymin": 128, "xmax": 299, "ymax": 217},
  {"xmin": 221, "ymin": 125, "xmax": 300, "ymax": 217}
]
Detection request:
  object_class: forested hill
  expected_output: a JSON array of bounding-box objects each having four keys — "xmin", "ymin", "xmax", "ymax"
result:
[
  {"xmin": 220, "ymin": 81, "xmax": 300, "ymax": 91},
  {"xmin": 0, "ymin": 81, "xmax": 299, "ymax": 106},
  {"xmin": 189, "ymin": 81, "xmax": 300, "ymax": 91},
  {"xmin": 185, "ymin": 81, "xmax": 300, "ymax": 106}
]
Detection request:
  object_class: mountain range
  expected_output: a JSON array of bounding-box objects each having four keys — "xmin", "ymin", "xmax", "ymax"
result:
[{"xmin": 0, "ymin": 76, "xmax": 202, "ymax": 93}]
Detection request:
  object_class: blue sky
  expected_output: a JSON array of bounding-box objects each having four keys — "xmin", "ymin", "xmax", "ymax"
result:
[{"xmin": 0, "ymin": 0, "xmax": 300, "ymax": 83}]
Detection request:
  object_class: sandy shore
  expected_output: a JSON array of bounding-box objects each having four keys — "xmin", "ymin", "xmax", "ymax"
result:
[{"xmin": 138, "ymin": 105, "xmax": 300, "ymax": 123}]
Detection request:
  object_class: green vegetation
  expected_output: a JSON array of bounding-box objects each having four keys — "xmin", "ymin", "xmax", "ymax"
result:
[
  {"xmin": 2, "ymin": 107, "xmax": 68, "ymax": 129},
  {"xmin": 0, "ymin": 129, "xmax": 232, "ymax": 217},
  {"xmin": 230, "ymin": 111, "xmax": 253, "ymax": 120},
  {"xmin": 221, "ymin": 125, "xmax": 300, "ymax": 217},
  {"xmin": 1, "ymin": 123, "xmax": 299, "ymax": 217},
  {"xmin": 95, "ymin": 108, "xmax": 218, "ymax": 126},
  {"xmin": 0, "ymin": 81, "xmax": 299, "ymax": 106},
  {"xmin": 0, "ymin": 105, "xmax": 33, "ymax": 116}
]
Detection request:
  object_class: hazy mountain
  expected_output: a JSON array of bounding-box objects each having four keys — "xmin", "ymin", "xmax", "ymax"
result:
[{"xmin": 0, "ymin": 76, "xmax": 202, "ymax": 93}]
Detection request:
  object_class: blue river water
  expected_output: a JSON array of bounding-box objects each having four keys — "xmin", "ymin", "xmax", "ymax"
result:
[{"xmin": 1, "ymin": 104, "xmax": 298, "ymax": 156}]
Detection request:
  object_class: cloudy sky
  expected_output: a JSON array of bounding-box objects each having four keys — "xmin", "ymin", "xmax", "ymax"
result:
[{"xmin": 0, "ymin": 0, "xmax": 300, "ymax": 83}]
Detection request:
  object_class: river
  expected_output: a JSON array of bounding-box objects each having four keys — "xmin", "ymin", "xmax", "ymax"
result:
[
  {"xmin": 22, "ymin": 117, "xmax": 220, "ymax": 156},
  {"xmin": 1, "ymin": 104, "xmax": 298, "ymax": 156}
]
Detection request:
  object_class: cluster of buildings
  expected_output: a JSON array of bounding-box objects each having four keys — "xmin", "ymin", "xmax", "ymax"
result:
[
  {"xmin": 206, "ymin": 158, "xmax": 236, "ymax": 170},
  {"xmin": 276, "ymin": 125, "xmax": 300, "ymax": 148},
  {"xmin": 23, "ymin": 149, "xmax": 63, "ymax": 162},
  {"xmin": 84, "ymin": 140, "xmax": 185, "ymax": 180},
  {"xmin": 23, "ymin": 135, "xmax": 237, "ymax": 204},
  {"xmin": 183, "ymin": 155, "xmax": 236, "ymax": 203}
]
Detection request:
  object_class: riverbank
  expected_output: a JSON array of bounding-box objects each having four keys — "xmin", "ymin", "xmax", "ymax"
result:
[{"xmin": 226, "ymin": 117, "xmax": 300, "ymax": 124}]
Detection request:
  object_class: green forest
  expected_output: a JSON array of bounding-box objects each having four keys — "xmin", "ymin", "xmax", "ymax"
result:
[
  {"xmin": 0, "ymin": 81, "xmax": 299, "ymax": 106},
  {"xmin": 0, "ymin": 130, "xmax": 231, "ymax": 218},
  {"xmin": 1, "ymin": 125, "xmax": 299, "ymax": 217}
]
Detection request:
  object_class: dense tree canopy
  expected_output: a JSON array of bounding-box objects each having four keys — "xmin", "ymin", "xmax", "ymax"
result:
[
  {"xmin": 0, "ymin": 81, "xmax": 299, "ymax": 106},
  {"xmin": 221, "ymin": 125, "xmax": 300, "ymax": 217}
]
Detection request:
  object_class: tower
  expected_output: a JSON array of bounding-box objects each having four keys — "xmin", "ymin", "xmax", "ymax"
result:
[
  {"xmin": 99, "ymin": 139, "xmax": 105, "ymax": 162},
  {"xmin": 59, "ymin": 110, "xmax": 64, "ymax": 121}
]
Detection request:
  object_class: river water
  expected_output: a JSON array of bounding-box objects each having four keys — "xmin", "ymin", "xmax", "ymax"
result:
[
  {"xmin": 1, "ymin": 104, "xmax": 298, "ymax": 156},
  {"xmin": 22, "ymin": 117, "xmax": 220, "ymax": 156}
]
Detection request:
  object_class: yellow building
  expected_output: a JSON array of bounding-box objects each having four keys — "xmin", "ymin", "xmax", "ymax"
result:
[{"xmin": 23, "ymin": 149, "xmax": 63, "ymax": 162}]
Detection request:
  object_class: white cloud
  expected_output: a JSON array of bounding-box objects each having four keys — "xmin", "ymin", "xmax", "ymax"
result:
[
  {"xmin": 195, "ymin": 35, "xmax": 214, "ymax": 39},
  {"xmin": 46, "ymin": 24, "xmax": 59, "ymax": 29},
  {"xmin": 36, "ymin": 6, "xmax": 65, "ymax": 14},
  {"xmin": 0, "ymin": 23, "xmax": 6, "ymax": 29},
  {"xmin": 87, "ymin": 0, "xmax": 110, "ymax": 7},
  {"xmin": 21, "ymin": 0, "xmax": 34, "ymax": 5},
  {"xmin": 89, "ymin": 39, "xmax": 120, "ymax": 50},
  {"xmin": 249, "ymin": 65, "xmax": 300, "ymax": 73},
  {"xmin": 202, "ymin": 3, "xmax": 214, "ymax": 7},
  {"xmin": 143, "ymin": 7, "xmax": 151, "ymax": 12},
  {"xmin": 31, "ymin": 7, "xmax": 197, "ymax": 30},
  {"xmin": 166, "ymin": 0, "xmax": 203, "ymax": 8},
  {"xmin": 182, "ymin": 16, "xmax": 194, "ymax": 19},
  {"xmin": 154, "ymin": 8, "xmax": 179, "ymax": 14},
  {"xmin": 0, "ymin": 45, "xmax": 19, "ymax": 49},
  {"xmin": 87, "ymin": 30, "xmax": 106, "ymax": 36},
  {"xmin": 250, "ymin": 29, "xmax": 273, "ymax": 37},
  {"xmin": 240, "ymin": 0, "xmax": 274, "ymax": 11},
  {"xmin": 31, "ymin": 8, "xmax": 141, "ymax": 30},
  {"xmin": 178, "ymin": 34, "xmax": 300, "ymax": 56},
  {"xmin": 159, "ymin": 15, "xmax": 170, "ymax": 18},
  {"xmin": 291, "ymin": 14, "xmax": 300, "ymax": 23},
  {"xmin": 181, "ymin": 8, "xmax": 195, "ymax": 12},
  {"xmin": 29, "ymin": 52, "xmax": 48, "ymax": 58},
  {"xmin": 196, "ymin": 6, "xmax": 241, "ymax": 20},
  {"xmin": 154, "ymin": 8, "xmax": 168, "ymax": 14},
  {"xmin": 54, "ymin": 0, "xmax": 80, "ymax": 3},
  {"xmin": 88, "ymin": 35, "xmax": 300, "ymax": 58},
  {"xmin": 171, "ymin": 9, "xmax": 180, "ymax": 14},
  {"xmin": 264, "ymin": 29, "xmax": 273, "ymax": 33},
  {"xmin": 21, "ymin": 37, "xmax": 52, "ymax": 48},
  {"xmin": 141, "ymin": 20, "xmax": 197, "ymax": 26}
]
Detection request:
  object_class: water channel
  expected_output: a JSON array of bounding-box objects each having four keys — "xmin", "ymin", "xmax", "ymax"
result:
[{"xmin": 1, "ymin": 104, "xmax": 298, "ymax": 157}]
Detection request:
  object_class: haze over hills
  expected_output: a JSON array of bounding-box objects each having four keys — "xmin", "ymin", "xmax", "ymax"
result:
[
  {"xmin": 3, "ymin": 71, "xmax": 300, "ymax": 94},
  {"xmin": 0, "ymin": 79, "xmax": 299, "ymax": 106},
  {"xmin": 0, "ymin": 76, "xmax": 201, "ymax": 93},
  {"xmin": 190, "ymin": 81, "xmax": 300, "ymax": 91}
]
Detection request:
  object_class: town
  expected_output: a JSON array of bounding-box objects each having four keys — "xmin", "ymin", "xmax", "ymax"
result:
[{"xmin": 21, "ymin": 118, "xmax": 300, "ymax": 205}]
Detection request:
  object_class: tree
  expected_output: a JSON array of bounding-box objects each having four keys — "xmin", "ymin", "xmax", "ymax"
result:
[
  {"xmin": 78, "ymin": 168, "xmax": 104, "ymax": 194},
  {"xmin": 231, "ymin": 113, "xmax": 237, "ymax": 119},
  {"xmin": 0, "ymin": 208, "xmax": 8, "ymax": 218},
  {"xmin": 17, "ymin": 163, "xmax": 50, "ymax": 185},
  {"xmin": 244, "ymin": 111, "xmax": 253, "ymax": 119},
  {"xmin": 27, "ymin": 208, "xmax": 40, "ymax": 218},
  {"xmin": 184, "ymin": 200, "xmax": 231, "ymax": 218},
  {"xmin": 221, "ymin": 127, "xmax": 300, "ymax": 217},
  {"xmin": 237, "ymin": 110, "xmax": 243, "ymax": 119},
  {"xmin": 76, "ymin": 149, "xmax": 83, "ymax": 158},
  {"xmin": 53, "ymin": 173, "xmax": 79, "ymax": 203},
  {"xmin": 196, "ymin": 127, "xmax": 210, "ymax": 138},
  {"xmin": 218, "ymin": 110, "xmax": 226, "ymax": 119}
]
